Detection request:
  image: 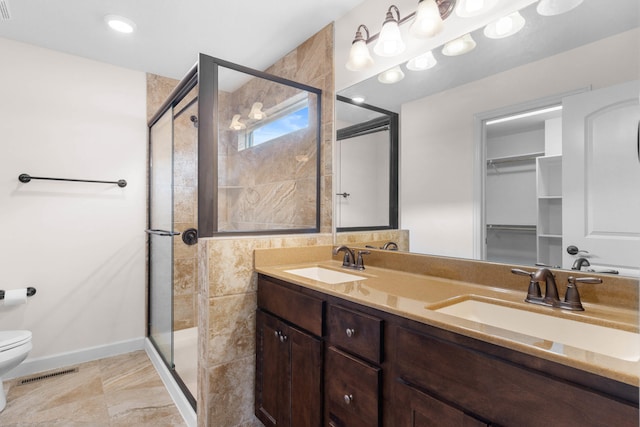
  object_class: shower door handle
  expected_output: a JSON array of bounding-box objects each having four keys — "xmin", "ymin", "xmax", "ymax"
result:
[{"xmin": 145, "ymin": 229, "xmax": 181, "ymax": 237}]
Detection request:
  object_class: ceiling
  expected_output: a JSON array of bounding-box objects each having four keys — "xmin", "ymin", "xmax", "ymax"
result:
[
  {"xmin": 0, "ymin": 0, "xmax": 364, "ymax": 80},
  {"xmin": 338, "ymin": 0, "xmax": 640, "ymax": 112}
]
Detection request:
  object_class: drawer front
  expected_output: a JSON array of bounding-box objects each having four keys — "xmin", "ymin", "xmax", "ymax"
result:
[
  {"xmin": 258, "ymin": 275, "xmax": 324, "ymax": 336},
  {"xmin": 326, "ymin": 347, "xmax": 380, "ymax": 427},
  {"xmin": 327, "ymin": 305, "xmax": 382, "ymax": 363},
  {"xmin": 394, "ymin": 326, "xmax": 639, "ymax": 427}
]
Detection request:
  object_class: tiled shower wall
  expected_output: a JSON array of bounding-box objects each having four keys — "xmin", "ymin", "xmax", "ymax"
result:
[{"xmin": 218, "ymin": 78, "xmax": 319, "ymax": 231}]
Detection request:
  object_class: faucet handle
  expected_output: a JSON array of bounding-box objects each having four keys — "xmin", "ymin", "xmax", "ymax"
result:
[
  {"xmin": 511, "ymin": 268, "xmax": 535, "ymax": 277},
  {"xmin": 570, "ymin": 276, "xmax": 603, "ymax": 285},
  {"xmin": 355, "ymin": 250, "xmax": 370, "ymax": 270},
  {"xmin": 511, "ymin": 268, "xmax": 542, "ymax": 300}
]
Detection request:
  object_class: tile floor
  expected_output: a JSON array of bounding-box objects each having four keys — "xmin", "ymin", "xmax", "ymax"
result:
[{"xmin": 0, "ymin": 350, "xmax": 186, "ymax": 426}]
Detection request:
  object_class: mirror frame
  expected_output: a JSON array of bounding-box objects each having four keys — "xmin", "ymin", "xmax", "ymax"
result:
[{"xmin": 336, "ymin": 95, "xmax": 399, "ymax": 232}]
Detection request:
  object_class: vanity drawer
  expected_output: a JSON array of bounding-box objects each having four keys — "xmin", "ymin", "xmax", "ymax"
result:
[
  {"xmin": 326, "ymin": 347, "xmax": 381, "ymax": 427},
  {"xmin": 258, "ymin": 275, "xmax": 324, "ymax": 337},
  {"xmin": 327, "ymin": 304, "xmax": 383, "ymax": 363}
]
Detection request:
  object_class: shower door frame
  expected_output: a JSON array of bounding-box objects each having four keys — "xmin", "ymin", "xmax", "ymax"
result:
[{"xmin": 147, "ymin": 65, "xmax": 199, "ymax": 410}]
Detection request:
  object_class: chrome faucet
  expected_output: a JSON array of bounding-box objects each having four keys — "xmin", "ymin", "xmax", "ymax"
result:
[
  {"xmin": 571, "ymin": 257, "xmax": 591, "ymax": 271},
  {"xmin": 511, "ymin": 267, "xmax": 602, "ymax": 311}
]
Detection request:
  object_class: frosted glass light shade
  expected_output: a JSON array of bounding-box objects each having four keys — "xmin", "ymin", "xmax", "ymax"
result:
[
  {"xmin": 377, "ymin": 66, "xmax": 405, "ymax": 84},
  {"xmin": 248, "ymin": 102, "xmax": 266, "ymax": 120},
  {"xmin": 229, "ymin": 114, "xmax": 246, "ymax": 130},
  {"xmin": 456, "ymin": 0, "xmax": 499, "ymax": 18},
  {"xmin": 484, "ymin": 11, "xmax": 525, "ymax": 39},
  {"xmin": 406, "ymin": 51, "xmax": 437, "ymax": 71},
  {"xmin": 374, "ymin": 20, "xmax": 406, "ymax": 57},
  {"xmin": 346, "ymin": 39, "xmax": 374, "ymax": 71},
  {"xmin": 442, "ymin": 33, "xmax": 476, "ymax": 56},
  {"xmin": 409, "ymin": 0, "xmax": 443, "ymax": 38},
  {"xmin": 537, "ymin": 0, "xmax": 583, "ymax": 16}
]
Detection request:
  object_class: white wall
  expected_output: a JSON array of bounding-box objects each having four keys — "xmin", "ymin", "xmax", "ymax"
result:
[
  {"xmin": 400, "ymin": 29, "xmax": 640, "ymax": 257},
  {"xmin": 0, "ymin": 38, "xmax": 147, "ymax": 366}
]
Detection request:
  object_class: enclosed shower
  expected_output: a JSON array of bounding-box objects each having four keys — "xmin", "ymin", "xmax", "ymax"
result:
[{"xmin": 146, "ymin": 54, "xmax": 322, "ymax": 413}]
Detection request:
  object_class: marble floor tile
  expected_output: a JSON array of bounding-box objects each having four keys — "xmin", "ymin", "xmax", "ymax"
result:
[{"xmin": 0, "ymin": 350, "xmax": 186, "ymax": 427}]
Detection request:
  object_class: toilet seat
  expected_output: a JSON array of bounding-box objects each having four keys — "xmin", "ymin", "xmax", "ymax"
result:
[{"xmin": 0, "ymin": 331, "xmax": 32, "ymax": 352}]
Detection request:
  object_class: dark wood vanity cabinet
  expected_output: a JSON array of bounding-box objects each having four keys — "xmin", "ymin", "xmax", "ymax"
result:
[
  {"xmin": 389, "ymin": 325, "xmax": 638, "ymax": 427},
  {"xmin": 255, "ymin": 276, "xmax": 323, "ymax": 427},
  {"xmin": 256, "ymin": 274, "xmax": 639, "ymax": 427}
]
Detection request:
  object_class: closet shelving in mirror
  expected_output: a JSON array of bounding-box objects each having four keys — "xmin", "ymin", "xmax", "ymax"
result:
[{"xmin": 536, "ymin": 155, "xmax": 563, "ymax": 266}]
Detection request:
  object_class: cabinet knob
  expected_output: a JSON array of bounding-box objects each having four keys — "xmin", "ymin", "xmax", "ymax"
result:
[
  {"xmin": 343, "ymin": 394, "xmax": 353, "ymax": 405},
  {"xmin": 279, "ymin": 334, "xmax": 288, "ymax": 343},
  {"xmin": 274, "ymin": 330, "xmax": 280, "ymax": 338},
  {"xmin": 345, "ymin": 328, "xmax": 356, "ymax": 338}
]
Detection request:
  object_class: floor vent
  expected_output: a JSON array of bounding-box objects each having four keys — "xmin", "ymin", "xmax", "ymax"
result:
[
  {"xmin": 18, "ymin": 367, "xmax": 79, "ymax": 385},
  {"xmin": 0, "ymin": 0, "xmax": 12, "ymax": 21}
]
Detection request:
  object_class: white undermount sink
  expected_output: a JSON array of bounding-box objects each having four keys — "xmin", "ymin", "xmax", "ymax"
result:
[
  {"xmin": 284, "ymin": 267, "xmax": 366, "ymax": 284},
  {"xmin": 436, "ymin": 299, "xmax": 640, "ymax": 362}
]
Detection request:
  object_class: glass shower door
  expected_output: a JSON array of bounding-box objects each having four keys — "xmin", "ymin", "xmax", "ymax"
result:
[{"xmin": 148, "ymin": 108, "xmax": 177, "ymax": 368}]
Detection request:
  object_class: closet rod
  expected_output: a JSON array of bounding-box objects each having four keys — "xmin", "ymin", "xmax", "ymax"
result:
[
  {"xmin": 487, "ymin": 151, "xmax": 544, "ymax": 165},
  {"xmin": 19, "ymin": 174, "xmax": 127, "ymax": 188},
  {"xmin": 486, "ymin": 224, "xmax": 536, "ymax": 232}
]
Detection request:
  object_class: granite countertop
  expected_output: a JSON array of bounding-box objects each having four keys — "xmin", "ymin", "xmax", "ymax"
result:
[{"xmin": 255, "ymin": 256, "xmax": 639, "ymax": 387}]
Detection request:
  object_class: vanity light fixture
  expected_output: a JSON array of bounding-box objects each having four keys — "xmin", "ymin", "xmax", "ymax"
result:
[
  {"xmin": 378, "ymin": 66, "xmax": 405, "ymax": 84},
  {"xmin": 248, "ymin": 102, "xmax": 267, "ymax": 120},
  {"xmin": 346, "ymin": 25, "xmax": 375, "ymax": 71},
  {"xmin": 455, "ymin": 0, "xmax": 499, "ymax": 18},
  {"xmin": 537, "ymin": 0, "xmax": 583, "ymax": 16},
  {"xmin": 104, "ymin": 15, "xmax": 136, "ymax": 34},
  {"xmin": 483, "ymin": 11, "xmax": 525, "ymax": 39},
  {"xmin": 442, "ymin": 33, "xmax": 476, "ymax": 56},
  {"xmin": 345, "ymin": 0, "xmax": 457, "ymax": 71},
  {"xmin": 229, "ymin": 114, "xmax": 246, "ymax": 130},
  {"xmin": 406, "ymin": 50, "xmax": 437, "ymax": 71},
  {"xmin": 373, "ymin": 5, "xmax": 406, "ymax": 57}
]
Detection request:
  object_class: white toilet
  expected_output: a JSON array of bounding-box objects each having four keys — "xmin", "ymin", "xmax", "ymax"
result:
[{"xmin": 0, "ymin": 330, "xmax": 32, "ymax": 412}]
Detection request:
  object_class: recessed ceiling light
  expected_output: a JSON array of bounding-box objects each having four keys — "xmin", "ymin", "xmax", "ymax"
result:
[{"xmin": 104, "ymin": 15, "xmax": 136, "ymax": 34}]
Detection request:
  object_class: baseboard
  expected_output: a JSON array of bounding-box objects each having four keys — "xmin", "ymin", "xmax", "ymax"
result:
[
  {"xmin": 145, "ymin": 338, "xmax": 197, "ymax": 427},
  {"xmin": 5, "ymin": 337, "xmax": 145, "ymax": 380}
]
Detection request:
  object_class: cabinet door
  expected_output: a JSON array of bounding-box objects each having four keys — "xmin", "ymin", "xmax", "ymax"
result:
[
  {"xmin": 290, "ymin": 326, "xmax": 323, "ymax": 427},
  {"xmin": 255, "ymin": 310, "xmax": 290, "ymax": 427},
  {"xmin": 394, "ymin": 381, "xmax": 488, "ymax": 427}
]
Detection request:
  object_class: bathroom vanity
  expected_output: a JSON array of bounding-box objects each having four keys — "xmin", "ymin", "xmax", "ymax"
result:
[{"xmin": 254, "ymin": 247, "xmax": 639, "ymax": 427}]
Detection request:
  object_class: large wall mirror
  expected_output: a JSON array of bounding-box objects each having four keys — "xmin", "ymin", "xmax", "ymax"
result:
[
  {"xmin": 336, "ymin": 0, "xmax": 639, "ymax": 277},
  {"xmin": 335, "ymin": 96, "xmax": 398, "ymax": 232}
]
